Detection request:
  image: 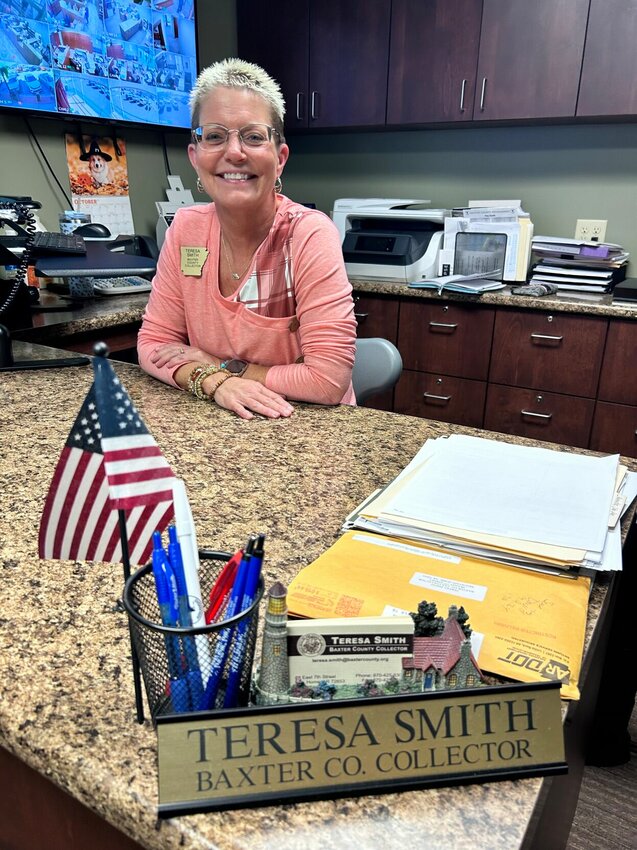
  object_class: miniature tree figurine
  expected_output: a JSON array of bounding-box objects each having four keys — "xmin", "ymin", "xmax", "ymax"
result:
[
  {"xmin": 457, "ymin": 605, "xmax": 472, "ymax": 637},
  {"xmin": 411, "ymin": 600, "xmax": 445, "ymax": 636}
]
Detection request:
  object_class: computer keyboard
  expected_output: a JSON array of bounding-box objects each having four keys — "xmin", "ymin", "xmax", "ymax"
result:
[
  {"xmin": 31, "ymin": 231, "xmax": 87, "ymax": 255},
  {"xmin": 93, "ymin": 276, "xmax": 152, "ymax": 295}
]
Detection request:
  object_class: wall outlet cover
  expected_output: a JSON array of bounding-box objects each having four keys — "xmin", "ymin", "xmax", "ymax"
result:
[{"xmin": 575, "ymin": 219, "xmax": 607, "ymax": 242}]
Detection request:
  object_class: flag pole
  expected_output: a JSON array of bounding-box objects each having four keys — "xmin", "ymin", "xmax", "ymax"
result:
[{"xmin": 118, "ymin": 508, "xmax": 145, "ymax": 724}]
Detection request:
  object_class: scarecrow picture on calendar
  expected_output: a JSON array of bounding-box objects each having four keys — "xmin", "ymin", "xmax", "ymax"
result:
[{"xmin": 64, "ymin": 132, "xmax": 135, "ymax": 236}]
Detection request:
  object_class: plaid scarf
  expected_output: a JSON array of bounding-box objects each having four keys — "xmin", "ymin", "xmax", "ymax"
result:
[{"xmin": 232, "ymin": 209, "xmax": 310, "ymax": 318}]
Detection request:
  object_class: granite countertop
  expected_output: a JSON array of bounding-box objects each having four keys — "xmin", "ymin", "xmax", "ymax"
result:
[
  {"xmin": 0, "ymin": 347, "xmax": 631, "ymax": 850},
  {"xmin": 351, "ymin": 278, "xmax": 637, "ymax": 319},
  {"xmin": 13, "ymin": 277, "xmax": 637, "ymax": 351}
]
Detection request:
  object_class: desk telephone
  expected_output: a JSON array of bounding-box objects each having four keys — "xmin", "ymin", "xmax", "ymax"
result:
[{"xmin": 0, "ymin": 196, "xmax": 159, "ymax": 330}]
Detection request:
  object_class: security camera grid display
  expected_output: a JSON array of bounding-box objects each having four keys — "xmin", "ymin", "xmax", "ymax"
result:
[{"xmin": 0, "ymin": 0, "xmax": 196, "ymax": 128}]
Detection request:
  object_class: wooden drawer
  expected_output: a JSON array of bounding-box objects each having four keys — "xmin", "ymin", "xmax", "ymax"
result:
[
  {"xmin": 353, "ymin": 294, "xmax": 400, "ymax": 343},
  {"xmin": 484, "ymin": 384, "xmax": 594, "ymax": 449},
  {"xmin": 394, "ymin": 371, "xmax": 486, "ymax": 428},
  {"xmin": 597, "ymin": 320, "xmax": 637, "ymax": 405},
  {"xmin": 590, "ymin": 401, "xmax": 637, "ymax": 458},
  {"xmin": 398, "ymin": 301, "xmax": 495, "ymax": 380},
  {"xmin": 489, "ymin": 309, "xmax": 607, "ymax": 397}
]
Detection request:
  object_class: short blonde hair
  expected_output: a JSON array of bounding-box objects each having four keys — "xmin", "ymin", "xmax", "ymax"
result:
[{"xmin": 189, "ymin": 58, "xmax": 286, "ymax": 138}]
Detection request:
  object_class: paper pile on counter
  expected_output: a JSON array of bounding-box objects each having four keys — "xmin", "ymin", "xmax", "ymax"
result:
[{"xmin": 530, "ymin": 235, "xmax": 629, "ymax": 293}]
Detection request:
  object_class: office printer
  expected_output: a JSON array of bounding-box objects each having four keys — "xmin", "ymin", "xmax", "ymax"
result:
[{"xmin": 332, "ymin": 199, "xmax": 446, "ymax": 282}]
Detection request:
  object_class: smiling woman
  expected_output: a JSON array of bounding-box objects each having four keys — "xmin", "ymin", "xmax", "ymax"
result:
[{"xmin": 137, "ymin": 58, "xmax": 357, "ymax": 421}]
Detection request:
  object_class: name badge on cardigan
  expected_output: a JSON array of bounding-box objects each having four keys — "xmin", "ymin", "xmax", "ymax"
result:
[{"xmin": 181, "ymin": 247, "xmax": 208, "ymax": 276}]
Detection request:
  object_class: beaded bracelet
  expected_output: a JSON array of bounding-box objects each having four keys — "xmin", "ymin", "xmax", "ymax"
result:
[
  {"xmin": 208, "ymin": 372, "xmax": 233, "ymax": 402},
  {"xmin": 187, "ymin": 364, "xmax": 210, "ymax": 396},
  {"xmin": 193, "ymin": 364, "xmax": 223, "ymax": 400}
]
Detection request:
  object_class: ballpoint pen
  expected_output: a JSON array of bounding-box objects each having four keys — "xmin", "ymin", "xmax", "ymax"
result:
[
  {"xmin": 205, "ymin": 548, "xmax": 242, "ymax": 623},
  {"xmin": 151, "ymin": 530, "xmax": 190, "ymax": 712},
  {"xmin": 172, "ymin": 478, "xmax": 212, "ymax": 682},
  {"xmin": 222, "ymin": 533, "xmax": 265, "ymax": 708},
  {"xmin": 167, "ymin": 524, "xmax": 203, "ymax": 707},
  {"xmin": 197, "ymin": 536, "xmax": 256, "ymax": 711}
]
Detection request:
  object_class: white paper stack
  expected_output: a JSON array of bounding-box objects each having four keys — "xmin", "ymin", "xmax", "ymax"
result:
[{"xmin": 345, "ymin": 435, "xmax": 636, "ymax": 574}]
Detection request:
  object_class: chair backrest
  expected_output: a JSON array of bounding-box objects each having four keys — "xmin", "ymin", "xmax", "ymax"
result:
[{"xmin": 352, "ymin": 337, "xmax": 403, "ymax": 404}]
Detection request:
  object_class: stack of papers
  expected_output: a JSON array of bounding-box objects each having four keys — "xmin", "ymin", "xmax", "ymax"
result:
[
  {"xmin": 530, "ymin": 235, "xmax": 629, "ymax": 293},
  {"xmin": 345, "ymin": 434, "xmax": 635, "ymax": 574}
]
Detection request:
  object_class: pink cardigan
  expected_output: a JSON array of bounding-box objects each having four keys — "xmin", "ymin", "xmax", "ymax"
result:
[{"xmin": 137, "ymin": 196, "xmax": 357, "ymax": 405}]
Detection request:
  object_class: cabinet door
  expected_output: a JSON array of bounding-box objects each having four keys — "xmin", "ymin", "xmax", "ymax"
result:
[
  {"xmin": 590, "ymin": 401, "xmax": 637, "ymax": 458},
  {"xmin": 353, "ymin": 293, "xmax": 400, "ymax": 411},
  {"xmin": 387, "ymin": 0, "xmax": 482, "ymax": 125},
  {"xmin": 395, "ymin": 371, "xmax": 486, "ymax": 428},
  {"xmin": 485, "ymin": 385, "xmax": 595, "ymax": 449},
  {"xmin": 309, "ymin": 0, "xmax": 391, "ymax": 128},
  {"xmin": 237, "ymin": 0, "xmax": 310, "ymax": 129},
  {"xmin": 597, "ymin": 320, "xmax": 637, "ymax": 405},
  {"xmin": 489, "ymin": 310, "xmax": 607, "ymax": 397},
  {"xmin": 578, "ymin": 0, "xmax": 637, "ymax": 117},
  {"xmin": 474, "ymin": 0, "xmax": 589, "ymax": 120},
  {"xmin": 398, "ymin": 301, "xmax": 495, "ymax": 380}
]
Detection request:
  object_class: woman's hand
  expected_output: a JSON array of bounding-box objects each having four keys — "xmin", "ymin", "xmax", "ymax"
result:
[
  {"xmin": 212, "ymin": 377, "xmax": 294, "ymax": 420},
  {"xmin": 150, "ymin": 342, "xmax": 213, "ymax": 370}
]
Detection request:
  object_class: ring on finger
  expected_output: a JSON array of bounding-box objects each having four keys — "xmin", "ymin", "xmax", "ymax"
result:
[{"xmin": 178, "ymin": 347, "xmax": 184, "ymax": 354}]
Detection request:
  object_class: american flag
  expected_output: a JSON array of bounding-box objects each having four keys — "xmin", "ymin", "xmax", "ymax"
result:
[{"xmin": 38, "ymin": 358, "xmax": 175, "ymax": 565}]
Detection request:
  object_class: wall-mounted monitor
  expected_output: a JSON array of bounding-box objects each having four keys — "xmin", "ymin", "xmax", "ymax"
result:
[{"xmin": 0, "ymin": 0, "xmax": 197, "ymax": 129}]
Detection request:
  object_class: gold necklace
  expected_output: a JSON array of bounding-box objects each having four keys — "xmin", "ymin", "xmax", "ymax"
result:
[{"xmin": 221, "ymin": 233, "xmax": 253, "ymax": 281}]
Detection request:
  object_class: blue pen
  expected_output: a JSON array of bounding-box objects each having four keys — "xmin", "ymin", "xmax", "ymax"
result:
[
  {"xmin": 197, "ymin": 536, "xmax": 256, "ymax": 711},
  {"xmin": 222, "ymin": 533, "xmax": 265, "ymax": 708},
  {"xmin": 167, "ymin": 524, "xmax": 203, "ymax": 707},
  {"xmin": 151, "ymin": 531, "xmax": 190, "ymax": 712}
]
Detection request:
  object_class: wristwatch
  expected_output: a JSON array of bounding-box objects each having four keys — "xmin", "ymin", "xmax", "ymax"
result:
[{"xmin": 220, "ymin": 358, "xmax": 248, "ymax": 377}]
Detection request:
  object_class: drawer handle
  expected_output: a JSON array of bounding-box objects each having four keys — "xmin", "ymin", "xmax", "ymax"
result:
[
  {"xmin": 354, "ymin": 312, "xmax": 368, "ymax": 321},
  {"xmin": 521, "ymin": 410, "xmax": 553, "ymax": 422},
  {"xmin": 423, "ymin": 392, "xmax": 452, "ymax": 403},
  {"xmin": 429, "ymin": 322, "xmax": 458, "ymax": 332},
  {"xmin": 295, "ymin": 92, "xmax": 304, "ymax": 121},
  {"xmin": 530, "ymin": 333, "xmax": 563, "ymax": 344},
  {"xmin": 479, "ymin": 77, "xmax": 487, "ymax": 111},
  {"xmin": 310, "ymin": 91, "xmax": 319, "ymax": 120},
  {"xmin": 459, "ymin": 78, "xmax": 467, "ymax": 112}
]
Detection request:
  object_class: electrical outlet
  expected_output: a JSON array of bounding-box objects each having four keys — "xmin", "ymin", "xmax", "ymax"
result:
[{"xmin": 575, "ymin": 219, "xmax": 607, "ymax": 242}]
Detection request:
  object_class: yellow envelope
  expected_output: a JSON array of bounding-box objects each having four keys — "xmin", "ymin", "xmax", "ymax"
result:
[{"xmin": 287, "ymin": 531, "xmax": 591, "ymax": 700}]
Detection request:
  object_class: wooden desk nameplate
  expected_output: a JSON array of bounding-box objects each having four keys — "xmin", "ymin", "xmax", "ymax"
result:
[{"xmin": 156, "ymin": 681, "xmax": 566, "ymax": 816}]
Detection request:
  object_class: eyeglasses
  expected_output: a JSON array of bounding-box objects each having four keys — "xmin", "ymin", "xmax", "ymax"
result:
[{"xmin": 191, "ymin": 123, "xmax": 280, "ymax": 150}]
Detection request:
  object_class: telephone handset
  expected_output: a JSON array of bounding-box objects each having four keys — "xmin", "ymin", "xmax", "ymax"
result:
[{"xmin": 0, "ymin": 200, "xmax": 36, "ymax": 328}]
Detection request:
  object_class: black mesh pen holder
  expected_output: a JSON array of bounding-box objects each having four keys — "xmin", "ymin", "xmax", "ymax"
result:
[{"xmin": 122, "ymin": 551, "xmax": 263, "ymax": 721}]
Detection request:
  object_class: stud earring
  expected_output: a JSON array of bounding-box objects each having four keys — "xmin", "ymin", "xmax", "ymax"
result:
[
  {"xmin": 196, "ymin": 176, "xmax": 205, "ymax": 194},
  {"xmin": 274, "ymin": 176, "xmax": 282, "ymax": 193}
]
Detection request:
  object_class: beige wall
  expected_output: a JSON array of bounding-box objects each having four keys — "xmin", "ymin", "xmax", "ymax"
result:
[
  {"xmin": 282, "ymin": 123, "xmax": 637, "ymax": 258},
  {"xmin": 2, "ymin": 2, "xmax": 637, "ymax": 260}
]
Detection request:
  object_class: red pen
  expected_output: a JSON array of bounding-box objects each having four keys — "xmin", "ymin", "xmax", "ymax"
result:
[{"xmin": 205, "ymin": 550, "xmax": 242, "ymax": 623}]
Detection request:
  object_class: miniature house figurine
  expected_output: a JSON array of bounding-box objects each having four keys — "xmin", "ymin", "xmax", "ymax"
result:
[{"xmin": 402, "ymin": 604, "xmax": 483, "ymax": 691}]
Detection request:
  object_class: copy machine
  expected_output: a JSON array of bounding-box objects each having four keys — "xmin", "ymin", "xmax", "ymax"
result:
[{"xmin": 332, "ymin": 198, "xmax": 446, "ymax": 282}]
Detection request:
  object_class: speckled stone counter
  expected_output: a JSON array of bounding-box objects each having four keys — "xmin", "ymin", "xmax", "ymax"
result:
[
  {"xmin": 0, "ymin": 346, "xmax": 633, "ymax": 850},
  {"xmin": 12, "ymin": 278, "xmax": 637, "ymax": 355},
  {"xmin": 351, "ymin": 278, "xmax": 637, "ymax": 319}
]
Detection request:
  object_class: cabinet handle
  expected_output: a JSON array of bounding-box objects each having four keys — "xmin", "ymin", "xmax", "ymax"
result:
[
  {"xmin": 295, "ymin": 92, "xmax": 304, "ymax": 121},
  {"xmin": 429, "ymin": 321, "xmax": 458, "ymax": 333},
  {"xmin": 423, "ymin": 392, "xmax": 452, "ymax": 403},
  {"xmin": 459, "ymin": 79, "xmax": 467, "ymax": 112},
  {"xmin": 479, "ymin": 77, "xmax": 487, "ymax": 111},
  {"xmin": 310, "ymin": 91, "xmax": 318, "ymax": 120},
  {"xmin": 530, "ymin": 333, "xmax": 564, "ymax": 344},
  {"xmin": 521, "ymin": 410, "xmax": 553, "ymax": 422},
  {"xmin": 354, "ymin": 312, "xmax": 369, "ymax": 321}
]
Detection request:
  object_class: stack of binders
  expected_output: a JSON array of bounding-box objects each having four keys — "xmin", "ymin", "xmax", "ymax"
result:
[{"xmin": 529, "ymin": 235, "xmax": 629, "ymax": 293}]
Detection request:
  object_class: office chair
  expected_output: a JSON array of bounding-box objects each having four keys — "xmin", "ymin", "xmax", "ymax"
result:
[{"xmin": 352, "ymin": 337, "xmax": 403, "ymax": 404}]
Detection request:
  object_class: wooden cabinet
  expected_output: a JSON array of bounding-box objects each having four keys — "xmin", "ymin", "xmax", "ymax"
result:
[
  {"xmin": 484, "ymin": 385, "xmax": 595, "ymax": 449},
  {"xmin": 577, "ymin": 0, "xmax": 637, "ymax": 117},
  {"xmin": 590, "ymin": 320, "xmax": 637, "ymax": 456},
  {"xmin": 237, "ymin": 0, "xmax": 391, "ymax": 129},
  {"xmin": 394, "ymin": 300, "xmax": 494, "ymax": 425},
  {"xmin": 354, "ymin": 292, "xmax": 400, "ymax": 410},
  {"xmin": 353, "ymin": 290, "xmax": 637, "ymax": 454},
  {"xmin": 387, "ymin": 0, "xmax": 482, "ymax": 125},
  {"xmin": 473, "ymin": 0, "xmax": 589, "ymax": 120},
  {"xmin": 489, "ymin": 309, "xmax": 607, "ymax": 397}
]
